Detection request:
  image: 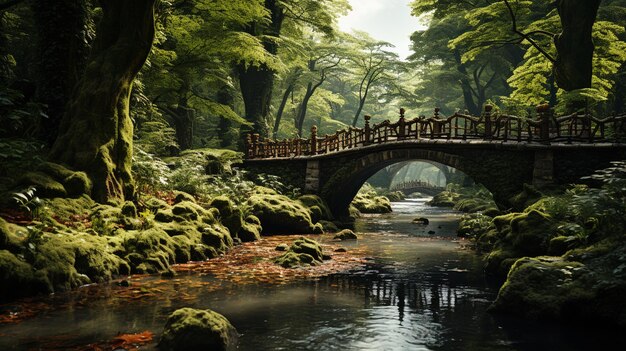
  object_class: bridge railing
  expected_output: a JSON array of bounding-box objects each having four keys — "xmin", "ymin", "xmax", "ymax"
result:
[
  {"xmin": 390, "ymin": 180, "xmax": 445, "ymax": 192},
  {"xmin": 245, "ymin": 105, "xmax": 626, "ymax": 159}
]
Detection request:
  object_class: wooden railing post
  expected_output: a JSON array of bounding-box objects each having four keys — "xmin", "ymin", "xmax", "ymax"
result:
[
  {"xmin": 310, "ymin": 125, "xmax": 318, "ymax": 155},
  {"xmin": 245, "ymin": 133, "xmax": 254, "ymax": 158},
  {"xmin": 537, "ymin": 103, "xmax": 551, "ymax": 142},
  {"xmin": 364, "ymin": 115, "xmax": 372, "ymax": 145},
  {"xmin": 484, "ymin": 104, "xmax": 493, "ymax": 139},
  {"xmin": 251, "ymin": 133, "xmax": 259, "ymax": 158},
  {"xmin": 398, "ymin": 108, "xmax": 406, "ymax": 139}
]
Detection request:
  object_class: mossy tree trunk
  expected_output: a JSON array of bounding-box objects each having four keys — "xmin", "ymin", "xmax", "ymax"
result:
[
  {"xmin": 553, "ymin": 0, "xmax": 601, "ymax": 92},
  {"xmin": 238, "ymin": 0, "xmax": 284, "ymax": 138},
  {"xmin": 33, "ymin": 0, "xmax": 92, "ymax": 146},
  {"xmin": 217, "ymin": 82, "xmax": 235, "ymax": 148},
  {"xmin": 50, "ymin": 0, "xmax": 156, "ymax": 203}
]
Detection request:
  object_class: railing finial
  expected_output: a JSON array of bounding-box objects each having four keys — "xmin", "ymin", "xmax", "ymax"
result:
[
  {"xmin": 434, "ymin": 107, "xmax": 440, "ymax": 118},
  {"xmin": 399, "ymin": 108, "xmax": 405, "ymax": 119}
]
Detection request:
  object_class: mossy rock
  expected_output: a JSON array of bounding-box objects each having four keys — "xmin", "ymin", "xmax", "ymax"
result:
[
  {"xmin": 298, "ymin": 195, "xmax": 332, "ymax": 221},
  {"xmin": 490, "ymin": 257, "xmax": 593, "ymax": 321},
  {"xmin": 18, "ymin": 172, "xmax": 67, "ymax": 198},
  {"xmin": 384, "ymin": 191, "xmax": 405, "ymax": 202},
  {"xmin": 333, "ymin": 229, "xmax": 358, "ymax": 241},
  {"xmin": 121, "ymin": 201, "xmax": 138, "ymax": 218},
  {"xmin": 155, "ymin": 210, "xmax": 175, "ymax": 223},
  {"xmin": 172, "ymin": 201, "xmax": 205, "ymax": 221},
  {"xmin": 247, "ymin": 193, "xmax": 316, "ymax": 234},
  {"xmin": 63, "ymin": 172, "xmax": 92, "ymax": 197},
  {"xmin": 548, "ymin": 236, "xmax": 583, "ymax": 256},
  {"xmin": 428, "ymin": 191, "xmax": 460, "ymax": 207},
  {"xmin": 508, "ymin": 183, "xmax": 543, "ymax": 211},
  {"xmin": 319, "ymin": 220, "xmax": 339, "ymax": 233},
  {"xmin": 38, "ymin": 162, "xmax": 75, "ymax": 180},
  {"xmin": 275, "ymin": 243, "xmax": 289, "ymax": 251},
  {"xmin": 273, "ymin": 237, "xmax": 326, "ymax": 268},
  {"xmin": 238, "ymin": 221, "xmax": 261, "ymax": 242},
  {"xmin": 0, "ymin": 218, "xmax": 9, "ymax": 248},
  {"xmin": 174, "ymin": 191, "xmax": 196, "ymax": 204},
  {"xmin": 0, "ymin": 250, "xmax": 49, "ymax": 298},
  {"xmin": 210, "ymin": 196, "xmax": 243, "ymax": 237},
  {"xmin": 351, "ymin": 193, "xmax": 392, "ymax": 214},
  {"xmin": 159, "ymin": 307, "xmax": 238, "ymax": 351},
  {"xmin": 484, "ymin": 248, "xmax": 520, "ymax": 278},
  {"xmin": 145, "ymin": 197, "xmax": 169, "ymax": 211}
]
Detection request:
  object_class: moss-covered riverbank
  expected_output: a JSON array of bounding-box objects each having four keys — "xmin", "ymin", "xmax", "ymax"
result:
[
  {"xmin": 437, "ymin": 164, "xmax": 626, "ymax": 328},
  {"xmin": 0, "ymin": 146, "xmax": 400, "ymax": 302}
]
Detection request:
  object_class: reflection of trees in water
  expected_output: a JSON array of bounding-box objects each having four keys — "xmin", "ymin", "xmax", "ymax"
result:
[{"xmin": 317, "ymin": 273, "xmax": 497, "ymax": 336}]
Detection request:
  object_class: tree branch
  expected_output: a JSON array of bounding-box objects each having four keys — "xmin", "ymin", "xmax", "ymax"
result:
[{"xmin": 504, "ymin": 0, "xmax": 556, "ymax": 63}]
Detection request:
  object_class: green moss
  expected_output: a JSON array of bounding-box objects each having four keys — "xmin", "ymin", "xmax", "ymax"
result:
[
  {"xmin": 38, "ymin": 162, "xmax": 75, "ymax": 181},
  {"xmin": 334, "ymin": 229, "xmax": 358, "ymax": 240},
  {"xmin": 63, "ymin": 172, "xmax": 92, "ymax": 197},
  {"xmin": 121, "ymin": 201, "xmax": 137, "ymax": 218},
  {"xmin": 145, "ymin": 197, "xmax": 169, "ymax": 211},
  {"xmin": 247, "ymin": 192, "xmax": 316, "ymax": 235},
  {"xmin": 319, "ymin": 220, "xmax": 339, "ymax": 233},
  {"xmin": 172, "ymin": 201, "xmax": 206, "ymax": 221},
  {"xmin": 174, "ymin": 191, "xmax": 196, "ymax": 204},
  {"xmin": 273, "ymin": 237, "xmax": 326, "ymax": 268},
  {"xmin": 428, "ymin": 191, "xmax": 459, "ymax": 207},
  {"xmin": 298, "ymin": 195, "xmax": 332, "ymax": 220},
  {"xmin": 159, "ymin": 307, "xmax": 239, "ymax": 351},
  {"xmin": 0, "ymin": 250, "xmax": 49, "ymax": 298},
  {"xmin": 155, "ymin": 210, "xmax": 175, "ymax": 223},
  {"xmin": 0, "ymin": 218, "xmax": 9, "ymax": 248},
  {"xmin": 19, "ymin": 172, "xmax": 67, "ymax": 198},
  {"xmin": 484, "ymin": 248, "xmax": 520, "ymax": 278},
  {"xmin": 491, "ymin": 257, "xmax": 593, "ymax": 321},
  {"xmin": 210, "ymin": 196, "xmax": 244, "ymax": 238},
  {"xmin": 238, "ymin": 219, "xmax": 261, "ymax": 242},
  {"xmin": 351, "ymin": 193, "xmax": 392, "ymax": 214}
]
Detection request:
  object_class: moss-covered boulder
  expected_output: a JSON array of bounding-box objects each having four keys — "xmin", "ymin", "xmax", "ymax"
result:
[
  {"xmin": 19, "ymin": 172, "xmax": 67, "ymax": 198},
  {"xmin": 351, "ymin": 193, "xmax": 392, "ymax": 214},
  {"xmin": 210, "ymin": 196, "xmax": 244, "ymax": 238},
  {"xmin": 174, "ymin": 191, "xmax": 196, "ymax": 204},
  {"xmin": 121, "ymin": 201, "xmax": 138, "ymax": 218},
  {"xmin": 0, "ymin": 218, "xmax": 9, "ymax": 248},
  {"xmin": 298, "ymin": 195, "xmax": 332, "ymax": 221},
  {"xmin": 0, "ymin": 250, "xmax": 48, "ymax": 299},
  {"xmin": 319, "ymin": 220, "xmax": 339, "ymax": 233},
  {"xmin": 428, "ymin": 190, "xmax": 459, "ymax": 207},
  {"xmin": 273, "ymin": 237, "xmax": 326, "ymax": 268},
  {"xmin": 36, "ymin": 162, "xmax": 92, "ymax": 197},
  {"xmin": 159, "ymin": 307, "xmax": 238, "ymax": 351},
  {"xmin": 238, "ymin": 216, "xmax": 262, "ymax": 242},
  {"xmin": 333, "ymin": 229, "xmax": 358, "ymax": 240},
  {"xmin": 247, "ymin": 189, "xmax": 316, "ymax": 234},
  {"xmin": 490, "ymin": 257, "xmax": 593, "ymax": 320}
]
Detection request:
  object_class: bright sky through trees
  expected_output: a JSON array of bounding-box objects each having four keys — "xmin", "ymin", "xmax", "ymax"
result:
[{"xmin": 338, "ymin": 0, "xmax": 426, "ymax": 60}]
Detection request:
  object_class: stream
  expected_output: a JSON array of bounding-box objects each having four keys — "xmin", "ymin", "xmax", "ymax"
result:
[{"xmin": 0, "ymin": 198, "xmax": 620, "ymax": 350}]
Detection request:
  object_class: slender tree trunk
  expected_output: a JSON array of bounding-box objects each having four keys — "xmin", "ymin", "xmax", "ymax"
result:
[
  {"xmin": 217, "ymin": 83, "xmax": 235, "ymax": 148},
  {"xmin": 273, "ymin": 81, "xmax": 294, "ymax": 139},
  {"xmin": 453, "ymin": 50, "xmax": 480, "ymax": 115},
  {"xmin": 50, "ymin": 0, "xmax": 156, "ymax": 203},
  {"xmin": 553, "ymin": 0, "xmax": 601, "ymax": 91},
  {"xmin": 172, "ymin": 102, "xmax": 194, "ymax": 151},
  {"xmin": 33, "ymin": 0, "xmax": 92, "ymax": 146},
  {"xmin": 352, "ymin": 97, "xmax": 367, "ymax": 127}
]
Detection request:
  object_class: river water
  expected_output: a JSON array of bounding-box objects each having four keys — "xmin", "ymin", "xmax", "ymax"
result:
[{"xmin": 0, "ymin": 198, "xmax": 620, "ymax": 350}]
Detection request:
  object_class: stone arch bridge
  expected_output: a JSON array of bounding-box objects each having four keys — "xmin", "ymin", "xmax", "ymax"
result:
[{"xmin": 242, "ymin": 107, "xmax": 626, "ymax": 217}]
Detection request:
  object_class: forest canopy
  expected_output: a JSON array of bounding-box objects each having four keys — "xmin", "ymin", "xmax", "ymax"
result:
[{"xmin": 1, "ymin": 0, "xmax": 625, "ymax": 202}]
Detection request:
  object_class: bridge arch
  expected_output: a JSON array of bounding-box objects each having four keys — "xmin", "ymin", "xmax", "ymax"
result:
[{"xmin": 320, "ymin": 149, "xmax": 479, "ymax": 216}]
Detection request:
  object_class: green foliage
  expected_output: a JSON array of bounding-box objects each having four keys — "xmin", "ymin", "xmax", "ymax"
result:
[{"xmin": 10, "ymin": 186, "xmax": 42, "ymax": 220}]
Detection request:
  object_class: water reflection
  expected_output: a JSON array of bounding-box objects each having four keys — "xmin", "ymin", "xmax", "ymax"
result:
[{"xmin": 1, "ymin": 198, "xmax": 623, "ymax": 350}]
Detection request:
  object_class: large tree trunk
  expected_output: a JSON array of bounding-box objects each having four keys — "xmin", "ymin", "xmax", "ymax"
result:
[
  {"xmin": 553, "ymin": 0, "xmax": 601, "ymax": 91},
  {"xmin": 33, "ymin": 0, "xmax": 92, "ymax": 146},
  {"xmin": 238, "ymin": 0, "xmax": 284, "ymax": 138},
  {"xmin": 50, "ymin": 0, "xmax": 156, "ymax": 203}
]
